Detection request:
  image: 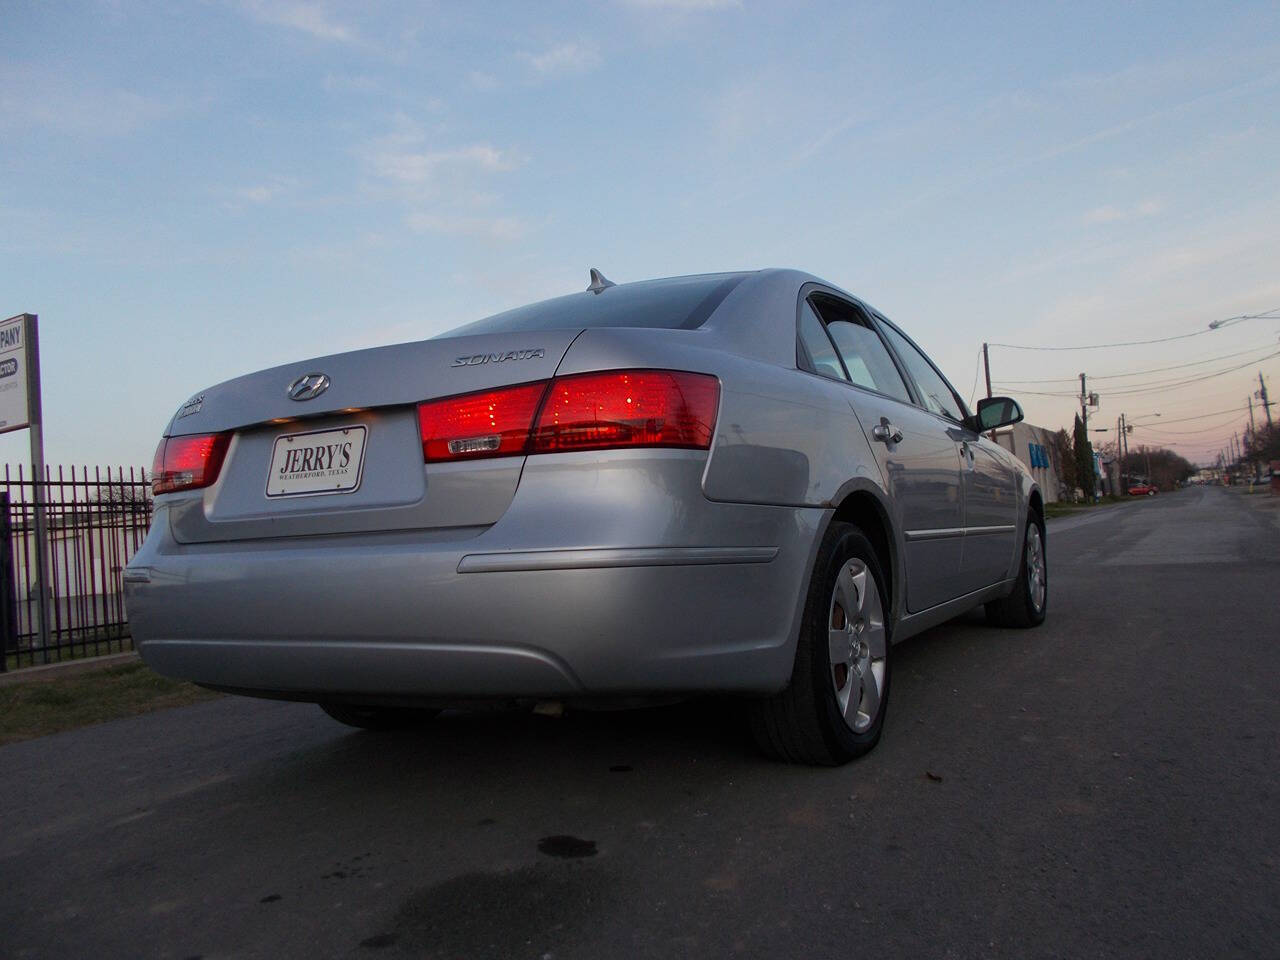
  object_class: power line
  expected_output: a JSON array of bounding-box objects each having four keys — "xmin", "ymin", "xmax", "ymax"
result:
[
  {"xmin": 1136, "ymin": 416, "xmax": 1248, "ymax": 437},
  {"xmin": 992, "ymin": 343, "xmax": 1280, "ymax": 384},
  {"xmin": 1124, "ymin": 405, "xmax": 1258, "ymax": 427},
  {"xmin": 1096, "ymin": 351, "xmax": 1280, "ymax": 396},
  {"xmin": 993, "ymin": 349, "xmax": 1280, "ymax": 398},
  {"xmin": 1000, "ymin": 386, "xmax": 1099, "ymax": 397},
  {"xmin": 989, "ymin": 329, "xmax": 1213, "ymax": 351},
  {"xmin": 989, "ymin": 307, "xmax": 1280, "ymax": 351}
]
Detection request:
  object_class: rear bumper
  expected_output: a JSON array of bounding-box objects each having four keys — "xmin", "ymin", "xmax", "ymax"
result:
[{"xmin": 126, "ymin": 450, "xmax": 826, "ymax": 699}]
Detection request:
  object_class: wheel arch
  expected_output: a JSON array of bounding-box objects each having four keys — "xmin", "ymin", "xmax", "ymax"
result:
[
  {"xmin": 827, "ymin": 481, "xmax": 903, "ymax": 628},
  {"xmin": 1028, "ymin": 485, "xmax": 1045, "ymax": 527},
  {"xmin": 1021, "ymin": 483, "xmax": 1046, "ymax": 569}
]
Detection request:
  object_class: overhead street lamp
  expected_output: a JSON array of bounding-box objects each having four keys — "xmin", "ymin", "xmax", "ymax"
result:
[{"xmin": 1208, "ymin": 309, "xmax": 1280, "ymax": 330}]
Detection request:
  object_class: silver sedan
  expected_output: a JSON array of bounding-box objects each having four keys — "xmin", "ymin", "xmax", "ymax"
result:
[{"xmin": 125, "ymin": 269, "xmax": 1046, "ymax": 764}]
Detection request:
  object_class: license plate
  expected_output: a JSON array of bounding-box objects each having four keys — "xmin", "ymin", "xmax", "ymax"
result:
[{"xmin": 266, "ymin": 425, "xmax": 368, "ymax": 498}]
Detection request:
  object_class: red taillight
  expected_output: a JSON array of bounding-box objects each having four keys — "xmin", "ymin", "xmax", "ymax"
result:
[
  {"xmin": 417, "ymin": 381, "xmax": 549, "ymax": 463},
  {"xmin": 532, "ymin": 370, "xmax": 719, "ymax": 453},
  {"xmin": 152, "ymin": 432, "xmax": 232, "ymax": 495},
  {"xmin": 416, "ymin": 370, "xmax": 720, "ymax": 463}
]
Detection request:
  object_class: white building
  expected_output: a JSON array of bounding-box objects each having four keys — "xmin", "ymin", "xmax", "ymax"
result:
[{"xmin": 991, "ymin": 422, "xmax": 1065, "ymax": 503}]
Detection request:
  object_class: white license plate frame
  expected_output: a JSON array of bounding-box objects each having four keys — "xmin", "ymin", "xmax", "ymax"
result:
[{"xmin": 265, "ymin": 425, "xmax": 368, "ymax": 499}]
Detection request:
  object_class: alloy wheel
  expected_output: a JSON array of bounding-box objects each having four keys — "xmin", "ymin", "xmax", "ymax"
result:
[
  {"xmin": 827, "ymin": 559, "xmax": 888, "ymax": 734},
  {"xmin": 1026, "ymin": 524, "xmax": 1046, "ymax": 614}
]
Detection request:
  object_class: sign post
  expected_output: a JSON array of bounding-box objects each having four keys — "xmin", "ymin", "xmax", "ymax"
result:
[{"xmin": 0, "ymin": 314, "xmax": 51, "ymax": 661}]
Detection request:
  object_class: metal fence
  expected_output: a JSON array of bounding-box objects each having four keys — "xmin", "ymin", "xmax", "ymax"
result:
[{"xmin": 1, "ymin": 465, "xmax": 152, "ymax": 670}]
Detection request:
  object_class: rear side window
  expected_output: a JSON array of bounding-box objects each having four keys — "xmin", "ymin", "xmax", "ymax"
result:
[
  {"xmin": 878, "ymin": 321, "xmax": 965, "ymax": 422},
  {"xmin": 797, "ymin": 301, "xmax": 849, "ymax": 382},
  {"xmin": 438, "ymin": 273, "xmax": 747, "ymax": 337},
  {"xmin": 809, "ymin": 297, "xmax": 912, "ymax": 404}
]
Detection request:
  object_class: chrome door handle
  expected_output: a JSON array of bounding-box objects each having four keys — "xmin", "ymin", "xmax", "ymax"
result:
[{"xmin": 872, "ymin": 421, "xmax": 904, "ymax": 444}]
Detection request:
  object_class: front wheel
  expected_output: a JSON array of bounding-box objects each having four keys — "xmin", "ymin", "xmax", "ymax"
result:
[
  {"xmin": 749, "ymin": 522, "xmax": 891, "ymax": 765},
  {"xmin": 985, "ymin": 516, "xmax": 1047, "ymax": 628}
]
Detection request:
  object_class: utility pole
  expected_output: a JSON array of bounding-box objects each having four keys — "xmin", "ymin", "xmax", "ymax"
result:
[
  {"xmin": 1116, "ymin": 415, "xmax": 1122, "ymax": 489},
  {"xmin": 1079, "ymin": 373, "xmax": 1088, "ymax": 434},
  {"xmin": 1120, "ymin": 412, "xmax": 1130, "ymax": 485},
  {"xmin": 1249, "ymin": 395, "xmax": 1256, "ymax": 436},
  {"xmin": 982, "ymin": 343, "xmax": 992, "ymax": 399},
  {"xmin": 1260, "ymin": 371, "xmax": 1273, "ymax": 428},
  {"xmin": 1077, "ymin": 373, "xmax": 1091, "ymax": 499}
]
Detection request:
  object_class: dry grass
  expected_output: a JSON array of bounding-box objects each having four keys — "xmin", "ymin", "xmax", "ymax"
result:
[{"xmin": 0, "ymin": 661, "xmax": 220, "ymax": 745}]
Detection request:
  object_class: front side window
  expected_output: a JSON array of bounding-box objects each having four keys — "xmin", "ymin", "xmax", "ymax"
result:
[
  {"xmin": 810, "ymin": 297, "xmax": 912, "ymax": 404},
  {"xmin": 878, "ymin": 321, "xmax": 965, "ymax": 422}
]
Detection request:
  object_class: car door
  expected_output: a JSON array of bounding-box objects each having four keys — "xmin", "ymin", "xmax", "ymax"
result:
[
  {"xmin": 875, "ymin": 317, "xmax": 1020, "ymax": 593},
  {"xmin": 800, "ymin": 293, "xmax": 968, "ymax": 612}
]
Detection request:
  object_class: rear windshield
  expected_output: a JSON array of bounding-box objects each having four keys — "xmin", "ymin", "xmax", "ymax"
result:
[{"xmin": 437, "ymin": 273, "xmax": 748, "ymax": 338}]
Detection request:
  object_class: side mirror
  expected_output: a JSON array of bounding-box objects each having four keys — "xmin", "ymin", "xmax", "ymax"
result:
[{"xmin": 974, "ymin": 396, "xmax": 1024, "ymax": 432}]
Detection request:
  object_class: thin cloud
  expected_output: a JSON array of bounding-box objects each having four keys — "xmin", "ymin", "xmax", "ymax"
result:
[
  {"xmin": 224, "ymin": 176, "xmax": 301, "ymax": 207},
  {"xmin": 322, "ymin": 74, "xmax": 381, "ymax": 94},
  {"xmin": 238, "ymin": 185, "xmax": 276, "ymax": 204},
  {"xmin": 369, "ymin": 145, "xmax": 520, "ymax": 185},
  {"xmin": 359, "ymin": 124, "xmax": 528, "ymax": 242},
  {"xmin": 406, "ymin": 213, "xmax": 529, "ymax": 241},
  {"xmin": 1083, "ymin": 200, "xmax": 1165, "ymax": 225},
  {"xmin": 0, "ymin": 63, "xmax": 177, "ymax": 137},
  {"xmin": 519, "ymin": 41, "xmax": 601, "ymax": 76},
  {"xmin": 621, "ymin": 0, "xmax": 741, "ymax": 8},
  {"xmin": 240, "ymin": 1, "xmax": 357, "ymax": 43}
]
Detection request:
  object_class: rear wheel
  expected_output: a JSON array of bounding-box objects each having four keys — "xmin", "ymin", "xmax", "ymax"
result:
[
  {"xmin": 750, "ymin": 522, "xmax": 891, "ymax": 765},
  {"xmin": 319, "ymin": 703, "xmax": 441, "ymax": 730},
  {"xmin": 985, "ymin": 516, "xmax": 1047, "ymax": 628}
]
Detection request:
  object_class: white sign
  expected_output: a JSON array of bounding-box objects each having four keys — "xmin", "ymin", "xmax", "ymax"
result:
[
  {"xmin": 266, "ymin": 425, "xmax": 368, "ymax": 498},
  {"xmin": 0, "ymin": 315, "xmax": 31, "ymax": 434}
]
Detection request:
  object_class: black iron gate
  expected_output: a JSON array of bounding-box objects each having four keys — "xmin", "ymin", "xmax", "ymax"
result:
[{"xmin": 0, "ymin": 465, "xmax": 152, "ymax": 670}]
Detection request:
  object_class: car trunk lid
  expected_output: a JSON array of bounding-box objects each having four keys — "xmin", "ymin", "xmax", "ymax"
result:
[{"xmin": 164, "ymin": 330, "xmax": 580, "ymax": 544}]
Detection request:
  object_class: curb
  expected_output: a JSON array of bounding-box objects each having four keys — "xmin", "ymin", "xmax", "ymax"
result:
[{"xmin": 0, "ymin": 651, "xmax": 140, "ymax": 687}]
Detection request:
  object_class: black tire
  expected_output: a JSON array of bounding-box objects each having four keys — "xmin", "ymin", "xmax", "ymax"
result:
[
  {"xmin": 985, "ymin": 515, "xmax": 1048, "ymax": 628},
  {"xmin": 749, "ymin": 522, "xmax": 892, "ymax": 765},
  {"xmin": 319, "ymin": 702, "xmax": 441, "ymax": 730}
]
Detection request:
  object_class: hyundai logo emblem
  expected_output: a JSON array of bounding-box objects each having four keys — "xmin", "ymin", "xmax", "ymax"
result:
[{"xmin": 287, "ymin": 373, "xmax": 330, "ymax": 401}]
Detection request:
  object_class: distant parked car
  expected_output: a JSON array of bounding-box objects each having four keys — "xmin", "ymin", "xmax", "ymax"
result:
[
  {"xmin": 125, "ymin": 269, "xmax": 1047, "ymax": 765},
  {"xmin": 1128, "ymin": 483, "xmax": 1158, "ymax": 496}
]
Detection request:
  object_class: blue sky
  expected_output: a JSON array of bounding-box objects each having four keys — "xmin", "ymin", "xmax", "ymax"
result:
[{"xmin": 3, "ymin": 0, "xmax": 1279, "ymax": 468}]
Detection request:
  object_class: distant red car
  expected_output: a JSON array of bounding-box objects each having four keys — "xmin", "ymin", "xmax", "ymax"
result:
[{"xmin": 1128, "ymin": 483, "xmax": 1158, "ymax": 496}]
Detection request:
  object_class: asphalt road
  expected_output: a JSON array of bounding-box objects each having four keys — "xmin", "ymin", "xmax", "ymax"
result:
[{"xmin": 2, "ymin": 486, "xmax": 1277, "ymax": 960}]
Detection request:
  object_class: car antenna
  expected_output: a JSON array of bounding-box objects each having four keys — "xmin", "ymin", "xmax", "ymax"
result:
[{"xmin": 587, "ymin": 267, "xmax": 616, "ymax": 294}]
